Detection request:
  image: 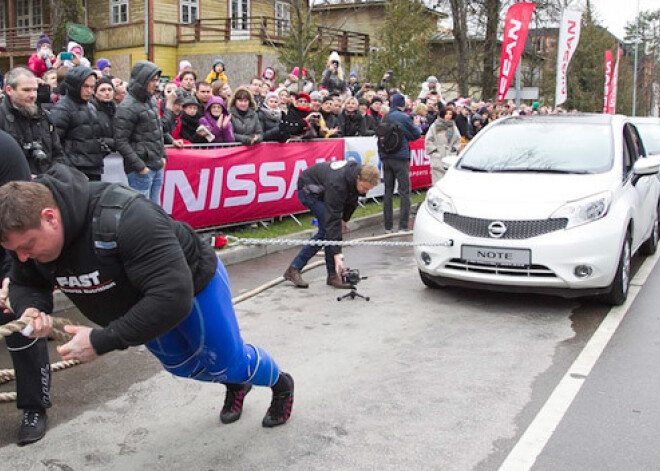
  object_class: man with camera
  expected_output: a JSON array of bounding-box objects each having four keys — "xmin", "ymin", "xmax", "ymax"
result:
[
  {"xmin": 283, "ymin": 161, "xmax": 380, "ymax": 289},
  {"xmin": 0, "ymin": 67, "xmax": 67, "ymax": 176}
]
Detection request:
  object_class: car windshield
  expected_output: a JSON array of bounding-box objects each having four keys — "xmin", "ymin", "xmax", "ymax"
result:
[
  {"xmin": 636, "ymin": 123, "xmax": 660, "ymax": 156},
  {"xmin": 457, "ymin": 121, "xmax": 613, "ymax": 174}
]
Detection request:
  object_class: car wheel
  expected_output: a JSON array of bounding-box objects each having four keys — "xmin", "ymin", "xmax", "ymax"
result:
[
  {"xmin": 602, "ymin": 233, "xmax": 632, "ymax": 306},
  {"xmin": 640, "ymin": 203, "xmax": 659, "ymax": 256},
  {"xmin": 419, "ymin": 270, "xmax": 442, "ymax": 289}
]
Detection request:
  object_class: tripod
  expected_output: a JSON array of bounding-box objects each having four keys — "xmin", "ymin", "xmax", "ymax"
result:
[{"xmin": 337, "ymin": 286, "xmax": 370, "ymax": 302}]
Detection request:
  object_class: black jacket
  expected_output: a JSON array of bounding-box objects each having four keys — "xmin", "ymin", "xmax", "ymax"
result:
[
  {"xmin": 90, "ymin": 96, "xmax": 116, "ymax": 153},
  {"xmin": 114, "ymin": 61, "xmax": 171, "ymax": 173},
  {"xmin": 321, "ymin": 111, "xmax": 340, "ymax": 134},
  {"xmin": 258, "ymin": 107, "xmax": 282, "ymax": 142},
  {"xmin": 0, "ymin": 96, "xmax": 67, "ymax": 175},
  {"xmin": 297, "ymin": 160, "xmax": 362, "ymax": 257},
  {"xmin": 8, "ymin": 165, "xmax": 217, "ymax": 356},
  {"xmin": 337, "ymin": 111, "xmax": 367, "ymax": 137},
  {"xmin": 50, "ymin": 67, "xmax": 106, "ymax": 176}
]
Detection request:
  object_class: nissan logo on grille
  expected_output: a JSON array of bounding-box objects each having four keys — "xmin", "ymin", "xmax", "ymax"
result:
[{"xmin": 488, "ymin": 221, "xmax": 507, "ymax": 238}]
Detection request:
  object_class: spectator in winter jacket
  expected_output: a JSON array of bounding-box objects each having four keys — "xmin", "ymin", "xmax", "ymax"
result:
[
  {"xmin": 50, "ymin": 67, "xmax": 106, "ymax": 180},
  {"xmin": 321, "ymin": 51, "xmax": 346, "ymax": 95},
  {"xmin": 63, "ymin": 41, "xmax": 91, "ymax": 69},
  {"xmin": 248, "ymin": 77, "xmax": 264, "ymax": 108},
  {"xmin": 212, "ymin": 80, "xmax": 232, "ymax": 102},
  {"xmin": 198, "ymin": 96, "xmax": 234, "ymax": 144},
  {"xmin": 90, "ymin": 76, "xmax": 116, "ymax": 155},
  {"xmin": 205, "ymin": 59, "xmax": 227, "ymax": 85},
  {"xmin": 284, "ymin": 67, "xmax": 314, "ymax": 94},
  {"xmin": 425, "ymin": 107, "xmax": 459, "ymax": 184},
  {"xmin": 195, "ymin": 81, "xmax": 212, "ymax": 115},
  {"xmin": 258, "ymin": 92, "xmax": 283, "ymax": 142},
  {"xmin": 379, "ymin": 93, "xmax": 420, "ymax": 233},
  {"xmin": 229, "ymin": 87, "xmax": 262, "ymax": 146},
  {"xmin": 337, "ymin": 97, "xmax": 367, "ymax": 137},
  {"xmin": 364, "ymin": 96, "xmax": 384, "ymax": 136},
  {"xmin": 320, "ymin": 97, "xmax": 340, "ymax": 137},
  {"xmin": 172, "ymin": 96, "xmax": 205, "ymax": 144},
  {"xmin": 115, "ymin": 61, "xmax": 182, "ymax": 205},
  {"xmin": 418, "ymin": 75, "xmax": 442, "ymax": 102},
  {"xmin": 0, "ymin": 67, "xmax": 67, "ymax": 175},
  {"xmin": 280, "ymin": 91, "xmax": 316, "ymax": 140},
  {"xmin": 96, "ymin": 58, "xmax": 112, "ymax": 77},
  {"xmin": 174, "ymin": 60, "xmax": 193, "ymax": 87},
  {"xmin": 27, "ymin": 35, "xmax": 54, "ymax": 79}
]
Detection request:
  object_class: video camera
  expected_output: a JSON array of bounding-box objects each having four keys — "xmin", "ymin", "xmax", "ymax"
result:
[{"xmin": 341, "ymin": 268, "xmax": 363, "ymax": 286}]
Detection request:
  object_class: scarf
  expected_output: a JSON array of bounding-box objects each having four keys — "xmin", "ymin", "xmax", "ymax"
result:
[{"xmin": 435, "ymin": 119, "xmax": 455, "ymax": 141}]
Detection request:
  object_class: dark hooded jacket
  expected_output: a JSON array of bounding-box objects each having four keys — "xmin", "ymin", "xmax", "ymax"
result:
[
  {"xmin": 337, "ymin": 110, "xmax": 367, "ymax": 137},
  {"xmin": 90, "ymin": 96, "xmax": 116, "ymax": 153},
  {"xmin": 0, "ymin": 91, "xmax": 67, "ymax": 175},
  {"xmin": 50, "ymin": 67, "xmax": 106, "ymax": 176},
  {"xmin": 114, "ymin": 61, "xmax": 171, "ymax": 173},
  {"xmin": 297, "ymin": 160, "xmax": 362, "ymax": 258},
  {"xmin": 8, "ymin": 164, "xmax": 217, "ymax": 356}
]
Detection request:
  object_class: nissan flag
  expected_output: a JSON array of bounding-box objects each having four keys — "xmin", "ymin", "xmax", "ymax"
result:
[
  {"xmin": 555, "ymin": 9, "xmax": 582, "ymax": 106},
  {"xmin": 608, "ymin": 48, "xmax": 623, "ymax": 114},
  {"xmin": 497, "ymin": 2, "xmax": 536, "ymax": 103},
  {"xmin": 603, "ymin": 50, "xmax": 613, "ymax": 113}
]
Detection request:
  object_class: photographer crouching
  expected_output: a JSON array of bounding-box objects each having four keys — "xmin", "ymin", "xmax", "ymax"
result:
[{"xmin": 283, "ymin": 161, "xmax": 380, "ymax": 289}]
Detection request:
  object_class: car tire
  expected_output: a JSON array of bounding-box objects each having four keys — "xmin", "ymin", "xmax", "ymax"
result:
[
  {"xmin": 640, "ymin": 203, "xmax": 659, "ymax": 256},
  {"xmin": 602, "ymin": 233, "xmax": 632, "ymax": 306},
  {"xmin": 419, "ymin": 270, "xmax": 442, "ymax": 289}
]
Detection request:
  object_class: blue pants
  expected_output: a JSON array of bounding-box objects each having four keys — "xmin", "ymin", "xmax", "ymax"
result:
[
  {"xmin": 145, "ymin": 258, "xmax": 280, "ymax": 387},
  {"xmin": 290, "ymin": 191, "xmax": 336, "ymax": 275},
  {"xmin": 127, "ymin": 167, "xmax": 164, "ymax": 206}
]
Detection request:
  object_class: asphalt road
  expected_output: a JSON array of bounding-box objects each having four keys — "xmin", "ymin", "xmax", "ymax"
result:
[{"xmin": 0, "ymin": 226, "xmax": 654, "ymax": 470}]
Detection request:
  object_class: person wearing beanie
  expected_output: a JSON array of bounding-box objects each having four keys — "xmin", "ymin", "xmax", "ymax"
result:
[
  {"xmin": 63, "ymin": 41, "xmax": 91, "ymax": 68},
  {"xmin": 379, "ymin": 93, "xmax": 420, "ymax": 233},
  {"xmin": 322, "ymin": 51, "xmax": 346, "ymax": 95},
  {"xmin": 348, "ymin": 70, "xmax": 360, "ymax": 96},
  {"xmin": 365, "ymin": 96, "xmax": 384, "ymax": 135},
  {"xmin": 205, "ymin": 59, "xmax": 227, "ymax": 85},
  {"xmin": 174, "ymin": 60, "xmax": 193, "ymax": 87},
  {"xmin": 96, "ymin": 58, "xmax": 112, "ymax": 76},
  {"xmin": 172, "ymin": 95, "xmax": 205, "ymax": 143},
  {"xmin": 50, "ymin": 67, "xmax": 106, "ymax": 180},
  {"xmin": 28, "ymin": 34, "xmax": 54, "ymax": 78},
  {"xmin": 91, "ymin": 76, "xmax": 117, "ymax": 156},
  {"xmin": 258, "ymin": 91, "xmax": 283, "ymax": 142},
  {"xmin": 309, "ymin": 91, "xmax": 323, "ymax": 113},
  {"xmin": 284, "ymin": 67, "xmax": 313, "ymax": 94},
  {"xmin": 198, "ymin": 95, "xmax": 234, "ymax": 143},
  {"xmin": 262, "ymin": 66, "xmax": 276, "ymax": 83},
  {"xmin": 418, "ymin": 74, "xmax": 443, "ymax": 102}
]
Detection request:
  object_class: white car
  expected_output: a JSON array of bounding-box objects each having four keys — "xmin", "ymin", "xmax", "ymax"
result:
[
  {"xmin": 414, "ymin": 114, "xmax": 660, "ymax": 305},
  {"xmin": 631, "ymin": 117, "xmax": 660, "ymax": 156}
]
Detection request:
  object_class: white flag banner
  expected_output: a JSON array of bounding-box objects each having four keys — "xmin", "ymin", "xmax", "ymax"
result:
[{"xmin": 555, "ymin": 9, "xmax": 582, "ymax": 106}]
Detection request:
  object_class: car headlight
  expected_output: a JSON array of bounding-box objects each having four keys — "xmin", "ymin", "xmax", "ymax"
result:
[
  {"xmin": 426, "ymin": 187, "xmax": 456, "ymax": 222},
  {"xmin": 550, "ymin": 191, "xmax": 612, "ymax": 229}
]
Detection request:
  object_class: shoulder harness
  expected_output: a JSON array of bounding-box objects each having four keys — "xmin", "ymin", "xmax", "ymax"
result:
[{"xmin": 92, "ymin": 184, "xmax": 141, "ymax": 257}]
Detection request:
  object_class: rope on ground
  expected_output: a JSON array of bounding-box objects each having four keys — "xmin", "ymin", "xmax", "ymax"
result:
[
  {"xmin": 0, "ymin": 359, "xmax": 80, "ymax": 386},
  {"xmin": 225, "ymin": 230, "xmax": 453, "ymax": 248}
]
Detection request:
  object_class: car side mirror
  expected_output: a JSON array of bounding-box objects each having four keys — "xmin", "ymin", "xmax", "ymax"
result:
[
  {"xmin": 442, "ymin": 155, "xmax": 459, "ymax": 171},
  {"xmin": 633, "ymin": 156, "xmax": 660, "ymax": 177}
]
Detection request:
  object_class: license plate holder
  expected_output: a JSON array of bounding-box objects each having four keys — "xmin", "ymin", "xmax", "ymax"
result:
[{"xmin": 461, "ymin": 245, "xmax": 531, "ymax": 266}]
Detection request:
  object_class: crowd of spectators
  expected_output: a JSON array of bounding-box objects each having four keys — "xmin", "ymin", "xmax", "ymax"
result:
[{"xmin": 1, "ymin": 35, "xmax": 569, "ymax": 206}]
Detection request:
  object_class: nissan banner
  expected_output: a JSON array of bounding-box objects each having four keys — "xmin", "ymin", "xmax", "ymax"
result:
[
  {"xmin": 603, "ymin": 50, "xmax": 613, "ymax": 113},
  {"xmin": 497, "ymin": 2, "xmax": 536, "ymax": 103},
  {"xmin": 555, "ymin": 9, "xmax": 582, "ymax": 106}
]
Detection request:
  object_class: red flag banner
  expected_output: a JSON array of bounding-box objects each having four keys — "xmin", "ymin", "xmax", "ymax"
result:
[
  {"xmin": 497, "ymin": 2, "xmax": 536, "ymax": 103},
  {"xmin": 603, "ymin": 50, "xmax": 613, "ymax": 113},
  {"xmin": 607, "ymin": 48, "xmax": 623, "ymax": 114}
]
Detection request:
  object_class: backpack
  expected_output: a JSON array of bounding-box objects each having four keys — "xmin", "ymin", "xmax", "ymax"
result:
[
  {"xmin": 92, "ymin": 184, "xmax": 140, "ymax": 257},
  {"xmin": 376, "ymin": 118, "xmax": 404, "ymax": 154}
]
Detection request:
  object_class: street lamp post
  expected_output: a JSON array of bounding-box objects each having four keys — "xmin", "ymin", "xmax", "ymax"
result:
[{"xmin": 632, "ymin": 0, "xmax": 640, "ymax": 116}]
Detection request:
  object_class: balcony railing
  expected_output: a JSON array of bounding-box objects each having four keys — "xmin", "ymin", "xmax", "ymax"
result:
[
  {"xmin": 176, "ymin": 16, "xmax": 369, "ymax": 56},
  {"xmin": 0, "ymin": 24, "xmax": 54, "ymax": 54}
]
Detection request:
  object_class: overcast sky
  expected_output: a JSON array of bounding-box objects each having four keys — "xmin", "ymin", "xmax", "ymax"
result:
[{"xmin": 590, "ymin": 0, "xmax": 660, "ymax": 40}]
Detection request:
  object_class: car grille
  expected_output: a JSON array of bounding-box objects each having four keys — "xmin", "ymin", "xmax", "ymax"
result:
[
  {"xmin": 445, "ymin": 259, "xmax": 557, "ymax": 278},
  {"xmin": 443, "ymin": 214, "xmax": 568, "ymax": 239}
]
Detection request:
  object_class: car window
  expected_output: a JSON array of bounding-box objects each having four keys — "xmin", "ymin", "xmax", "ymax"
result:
[
  {"xmin": 457, "ymin": 121, "xmax": 613, "ymax": 174},
  {"xmin": 623, "ymin": 124, "xmax": 641, "ymax": 176},
  {"xmin": 635, "ymin": 123, "xmax": 660, "ymax": 156}
]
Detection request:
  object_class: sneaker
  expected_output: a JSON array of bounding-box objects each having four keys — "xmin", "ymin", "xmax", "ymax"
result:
[
  {"xmin": 327, "ymin": 273, "xmax": 353, "ymax": 289},
  {"xmin": 17, "ymin": 409, "xmax": 47, "ymax": 447},
  {"xmin": 283, "ymin": 266, "xmax": 309, "ymax": 288},
  {"xmin": 220, "ymin": 384, "xmax": 252, "ymax": 424},
  {"xmin": 384, "ymin": 229, "xmax": 394, "ymax": 234},
  {"xmin": 262, "ymin": 373, "xmax": 294, "ymax": 428}
]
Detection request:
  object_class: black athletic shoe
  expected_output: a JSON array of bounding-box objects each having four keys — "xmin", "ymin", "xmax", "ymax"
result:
[
  {"xmin": 17, "ymin": 409, "xmax": 47, "ymax": 446},
  {"xmin": 262, "ymin": 372, "xmax": 294, "ymax": 428},
  {"xmin": 220, "ymin": 384, "xmax": 252, "ymax": 424}
]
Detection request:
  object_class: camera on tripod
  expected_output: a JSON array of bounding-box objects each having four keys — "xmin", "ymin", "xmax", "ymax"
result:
[{"xmin": 341, "ymin": 268, "xmax": 362, "ymax": 286}]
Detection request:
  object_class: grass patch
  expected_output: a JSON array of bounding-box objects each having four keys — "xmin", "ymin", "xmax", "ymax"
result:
[{"xmin": 223, "ymin": 190, "xmax": 428, "ymax": 239}]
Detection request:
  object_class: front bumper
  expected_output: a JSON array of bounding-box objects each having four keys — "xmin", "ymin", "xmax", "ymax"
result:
[{"xmin": 413, "ymin": 203, "xmax": 624, "ymax": 292}]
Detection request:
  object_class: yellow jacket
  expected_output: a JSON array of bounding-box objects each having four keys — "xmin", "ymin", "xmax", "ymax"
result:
[{"xmin": 205, "ymin": 71, "xmax": 228, "ymax": 85}]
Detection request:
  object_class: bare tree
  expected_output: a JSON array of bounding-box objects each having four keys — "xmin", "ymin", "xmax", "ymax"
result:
[
  {"xmin": 480, "ymin": 0, "xmax": 501, "ymax": 98},
  {"xmin": 50, "ymin": 0, "xmax": 84, "ymax": 50}
]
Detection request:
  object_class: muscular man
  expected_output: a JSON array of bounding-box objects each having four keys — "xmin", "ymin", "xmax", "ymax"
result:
[
  {"xmin": 283, "ymin": 161, "xmax": 380, "ymax": 289},
  {"xmin": 0, "ymin": 130, "xmax": 51, "ymax": 446},
  {"xmin": 0, "ymin": 165, "xmax": 294, "ymax": 430}
]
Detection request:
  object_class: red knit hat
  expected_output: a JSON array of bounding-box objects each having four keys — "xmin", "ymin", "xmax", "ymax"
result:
[{"xmin": 297, "ymin": 92, "xmax": 311, "ymax": 102}]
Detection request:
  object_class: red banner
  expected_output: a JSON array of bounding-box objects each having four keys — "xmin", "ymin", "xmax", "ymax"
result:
[
  {"xmin": 603, "ymin": 50, "xmax": 613, "ymax": 113},
  {"xmin": 607, "ymin": 48, "xmax": 622, "ymax": 114},
  {"xmin": 162, "ymin": 141, "xmax": 344, "ymax": 228},
  {"xmin": 409, "ymin": 138, "xmax": 432, "ymax": 189},
  {"xmin": 497, "ymin": 2, "xmax": 536, "ymax": 103}
]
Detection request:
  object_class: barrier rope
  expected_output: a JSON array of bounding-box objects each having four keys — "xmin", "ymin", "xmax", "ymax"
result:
[{"xmin": 224, "ymin": 232, "xmax": 454, "ymax": 248}]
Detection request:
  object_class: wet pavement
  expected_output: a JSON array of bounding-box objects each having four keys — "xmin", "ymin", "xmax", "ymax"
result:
[{"xmin": 0, "ymin": 223, "xmax": 641, "ymax": 470}]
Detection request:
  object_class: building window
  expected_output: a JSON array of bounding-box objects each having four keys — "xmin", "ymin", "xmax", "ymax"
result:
[
  {"xmin": 110, "ymin": 0, "xmax": 129, "ymax": 25},
  {"xmin": 275, "ymin": 1, "xmax": 290, "ymax": 37},
  {"xmin": 181, "ymin": 0, "xmax": 198, "ymax": 24},
  {"xmin": 16, "ymin": 0, "xmax": 42, "ymax": 36}
]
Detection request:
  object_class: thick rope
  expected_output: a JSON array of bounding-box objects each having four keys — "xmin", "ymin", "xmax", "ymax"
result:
[
  {"xmin": 225, "ymin": 231, "xmax": 453, "ymax": 248},
  {"xmin": 0, "ymin": 359, "xmax": 80, "ymax": 386}
]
